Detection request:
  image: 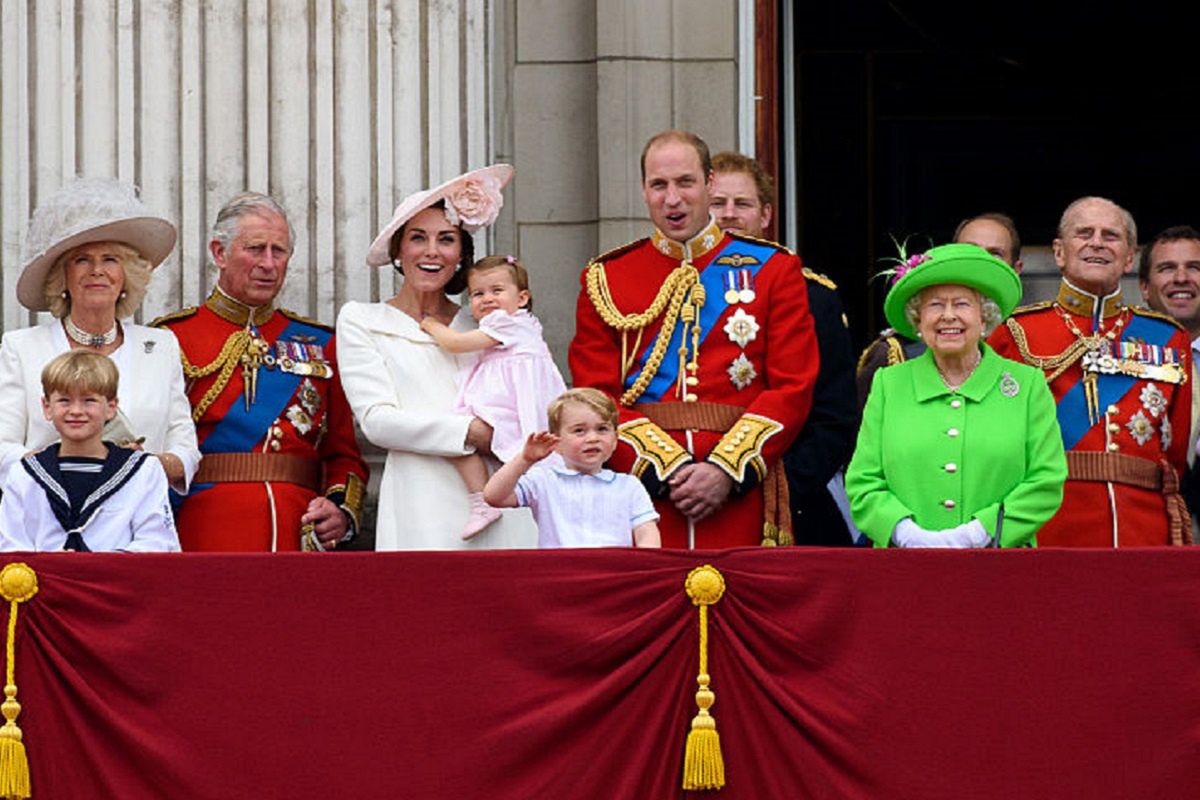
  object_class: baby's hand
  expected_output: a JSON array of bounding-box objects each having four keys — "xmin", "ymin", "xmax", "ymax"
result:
[
  {"xmin": 419, "ymin": 316, "xmax": 437, "ymax": 333},
  {"xmin": 523, "ymin": 431, "xmax": 559, "ymax": 463}
]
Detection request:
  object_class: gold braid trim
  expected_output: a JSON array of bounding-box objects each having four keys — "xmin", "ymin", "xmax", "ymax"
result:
[
  {"xmin": 180, "ymin": 330, "xmax": 252, "ymax": 421},
  {"xmin": 585, "ymin": 260, "xmax": 701, "ymax": 407},
  {"xmin": 1004, "ymin": 317, "xmax": 1092, "ymax": 383}
]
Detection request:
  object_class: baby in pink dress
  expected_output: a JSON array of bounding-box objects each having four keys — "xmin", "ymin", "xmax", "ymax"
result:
[{"xmin": 420, "ymin": 255, "xmax": 567, "ymax": 538}]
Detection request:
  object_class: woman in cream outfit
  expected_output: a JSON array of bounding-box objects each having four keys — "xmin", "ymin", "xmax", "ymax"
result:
[
  {"xmin": 337, "ymin": 165, "xmax": 536, "ymax": 549},
  {"xmin": 0, "ymin": 177, "xmax": 200, "ymax": 491}
]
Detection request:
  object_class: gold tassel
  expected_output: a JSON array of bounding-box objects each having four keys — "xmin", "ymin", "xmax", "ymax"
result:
[
  {"xmin": 683, "ymin": 565, "xmax": 726, "ymax": 791},
  {"xmin": 0, "ymin": 563, "xmax": 38, "ymax": 800}
]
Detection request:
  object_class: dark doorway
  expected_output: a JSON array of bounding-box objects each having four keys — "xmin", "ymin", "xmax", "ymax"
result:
[{"xmin": 789, "ymin": 0, "xmax": 1200, "ymax": 352}]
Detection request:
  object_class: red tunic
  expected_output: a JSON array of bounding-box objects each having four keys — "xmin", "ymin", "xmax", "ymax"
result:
[
  {"xmin": 569, "ymin": 222, "xmax": 819, "ymax": 548},
  {"xmin": 988, "ymin": 281, "xmax": 1191, "ymax": 546},
  {"xmin": 155, "ymin": 292, "xmax": 368, "ymax": 551}
]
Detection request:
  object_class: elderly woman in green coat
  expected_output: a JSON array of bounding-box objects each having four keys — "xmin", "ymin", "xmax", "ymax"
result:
[{"xmin": 846, "ymin": 243, "xmax": 1067, "ymax": 547}]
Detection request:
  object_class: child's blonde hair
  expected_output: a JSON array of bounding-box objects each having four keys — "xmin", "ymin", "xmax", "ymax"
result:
[
  {"xmin": 41, "ymin": 350, "xmax": 119, "ymax": 400},
  {"xmin": 468, "ymin": 254, "xmax": 532, "ymax": 311},
  {"xmin": 547, "ymin": 387, "xmax": 617, "ymax": 433}
]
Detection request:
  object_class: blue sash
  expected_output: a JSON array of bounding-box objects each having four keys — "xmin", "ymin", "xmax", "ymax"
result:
[
  {"xmin": 181, "ymin": 319, "xmax": 331, "ymax": 503},
  {"xmin": 628, "ymin": 239, "xmax": 776, "ymax": 402},
  {"xmin": 1057, "ymin": 314, "xmax": 1177, "ymax": 450}
]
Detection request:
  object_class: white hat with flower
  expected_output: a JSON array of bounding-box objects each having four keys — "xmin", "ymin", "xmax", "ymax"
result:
[
  {"xmin": 17, "ymin": 177, "xmax": 177, "ymax": 311},
  {"xmin": 366, "ymin": 164, "xmax": 514, "ymax": 267}
]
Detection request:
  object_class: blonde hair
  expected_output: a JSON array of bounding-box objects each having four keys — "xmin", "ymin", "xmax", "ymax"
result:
[
  {"xmin": 44, "ymin": 242, "xmax": 153, "ymax": 320},
  {"xmin": 41, "ymin": 350, "xmax": 119, "ymax": 400},
  {"xmin": 547, "ymin": 387, "xmax": 617, "ymax": 433}
]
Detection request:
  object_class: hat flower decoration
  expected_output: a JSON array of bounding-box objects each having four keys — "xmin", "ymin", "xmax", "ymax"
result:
[
  {"xmin": 875, "ymin": 234, "xmax": 934, "ymax": 286},
  {"xmin": 443, "ymin": 172, "xmax": 505, "ymax": 231}
]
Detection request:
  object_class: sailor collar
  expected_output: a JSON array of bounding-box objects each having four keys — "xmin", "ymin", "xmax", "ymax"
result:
[
  {"xmin": 1056, "ymin": 278, "xmax": 1123, "ymax": 320},
  {"xmin": 206, "ymin": 285, "xmax": 276, "ymax": 327},
  {"xmin": 650, "ymin": 217, "xmax": 724, "ymax": 262}
]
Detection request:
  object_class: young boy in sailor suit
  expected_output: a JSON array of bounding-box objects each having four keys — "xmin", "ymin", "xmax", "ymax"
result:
[{"xmin": 0, "ymin": 351, "xmax": 179, "ymax": 552}]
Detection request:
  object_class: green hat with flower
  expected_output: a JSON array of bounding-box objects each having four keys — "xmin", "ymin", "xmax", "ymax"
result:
[{"xmin": 882, "ymin": 242, "xmax": 1022, "ymax": 340}]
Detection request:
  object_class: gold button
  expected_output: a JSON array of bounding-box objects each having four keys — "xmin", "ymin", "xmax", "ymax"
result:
[
  {"xmin": 945, "ymin": 463, "xmax": 957, "ymax": 473},
  {"xmin": 724, "ymin": 445, "xmax": 735, "ymax": 453},
  {"xmin": 740, "ymin": 425, "xmax": 752, "ymax": 433},
  {"xmin": 1107, "ymin": 405, "xmax": 1119, "ymax": 415},
  {"xmin": 1107, "ymin": 423, "xmax": 1120, "ymax": 433},
  {"xmin": 1107, "ymin": 442, "xmax": 1120, "ymax": 452},
  {"xmin": 943, "ymin": 499, "xmax": 956, "ymax": 509},
  {"xmin": 662, "ymin": 445, "xmax": 674, "ymax": 453},
  {"xmin": 947, "ymin": 428, "xmax": 959, "ymax": 437},
  {"xmin": 950, "ymin": 399, "xmax": 961, "ymax": 409},
  {"xmin": 685, "ymin": 394, "xmax": 698, "ymax": 402},
  {"xmin": 270, "ymin": 440, "xmax": 281, "ymax": 452},
  {"xmin": 686, "ymin": 376, "xmax": 699, "ymax": 386}
]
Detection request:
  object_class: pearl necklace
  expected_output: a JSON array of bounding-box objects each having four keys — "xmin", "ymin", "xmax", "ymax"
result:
[{"xmin": 63, "ymin": 316, "xmax": 118, "ymax": 348}]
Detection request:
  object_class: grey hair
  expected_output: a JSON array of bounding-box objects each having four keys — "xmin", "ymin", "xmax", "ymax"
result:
[
  {"xmin": 1057, "ymin": 196, "xmax": 1137, "ymax": 246},
  {"xmin": 210, "ymin": 192, "xmax": 295, "ymax": 254},
  {"xmin": 44, "ymin": 242, "xmax": 153, "ymax": 320},
  {"xmin": 904, "ymin": 287, "xmax": 1004, "ymax": 338}
]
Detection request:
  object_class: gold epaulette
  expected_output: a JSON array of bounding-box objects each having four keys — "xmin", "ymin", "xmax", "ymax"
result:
[
  {"xmin": 1130, "ymin": 305, "xmax": 1188, "ymax": 332},
  {"xmin": 591, "ymin": 237, "xmax": 650, "ymax": 265},
  {"xmin": 727, "ymin": 230, "xmax": 794, "ymax": 256},
  {"xmin": 617, "ymin": 418, "xmax": 692, "ymax": 481},
  {"xmin": 707, "ymin": 413, "xmax": 784, "ymax": 484},
  {"xmin": 1009, "ymin": 300, "xmax": 1054, "ymax": 316},
  {"xmin": 856, "ymin": 331, "xmax": 906, "ymax": 372},
  {"xmin": 280, "ymin": 308, "xmax": 333, "ymax": 332},
  {"xmin": 149, "ymin": 306, "xmax": 199, "ymax": 328},
  {"xmin": 802, "ymin": 267, "xmax": 838, "ymax": 291},
  {"xmin": 327, "ymin": 473, "xmax": 366, "ymax": 534}
]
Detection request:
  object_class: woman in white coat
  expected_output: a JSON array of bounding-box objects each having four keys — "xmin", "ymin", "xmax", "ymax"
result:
[
  {"xmin": 337, "ymin": 165, "xmax": 537, "ymax": 549},
  {"xmin": 0, "ymin": 177, "xmax": 200, "ymax": 491}
]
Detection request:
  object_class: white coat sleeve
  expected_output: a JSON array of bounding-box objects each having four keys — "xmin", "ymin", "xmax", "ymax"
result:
[
  {"xmin": 156, "ymin": 332, "xmax": 201, "ymax": 492},
  {"xmin": 335, "ymin": 305, "xmax": 475, "ymax": 457},
  {"xmin": 0, "ymin": 333, "xmax": 32, "ymax": 478}
]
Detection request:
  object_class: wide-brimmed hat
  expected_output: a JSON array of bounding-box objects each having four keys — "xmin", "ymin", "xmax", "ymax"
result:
[
  {"xmin": 17, "ymin": 177, "xmax": 177, "ymax": 311},
  {"xmin": 882, "ymin": 242, "xmax": 1022, "ymax": 339},
  {"xmin": 366, "ymin": 164, "xmax": 514, "ymax": 267}
]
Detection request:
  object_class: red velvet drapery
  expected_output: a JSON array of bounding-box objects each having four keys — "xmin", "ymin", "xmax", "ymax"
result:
[{"xmin": 5, "ymin": 548, "xmax": 1199, "ymax": 798}]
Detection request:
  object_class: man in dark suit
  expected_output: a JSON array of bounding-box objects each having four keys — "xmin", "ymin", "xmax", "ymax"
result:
[{"xmin": 711, "ymin": 151, "xmax": 859, "ymax": 545}]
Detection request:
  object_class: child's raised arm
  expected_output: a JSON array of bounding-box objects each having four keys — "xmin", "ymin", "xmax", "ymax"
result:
[
  {"xmin": 483, "ymin": 431, "xmax": 559, "ymax": 507},
  {"xmin": 419, "ymin": 316, "xmax": 500, "ymax": 354}
]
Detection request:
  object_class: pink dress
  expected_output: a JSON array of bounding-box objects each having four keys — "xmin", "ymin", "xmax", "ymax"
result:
[{"xmin": 455, "ymin": 309, "xmax": 567, "ymax": 463}]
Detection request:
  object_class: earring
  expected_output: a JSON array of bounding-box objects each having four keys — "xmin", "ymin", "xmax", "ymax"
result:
[
  {"xmin": 60, "ymin": 291, "xmax": 68, "ymax": 299},
  {"xmin": 119, "ymin": 290, "xmax": 127, "ymax": 299}
]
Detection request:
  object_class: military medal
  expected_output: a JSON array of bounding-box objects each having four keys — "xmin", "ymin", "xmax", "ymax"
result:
[
  {"xmin": 724, "ymin": 308, "xmax": 760, "ymax": 348},
  {"xmin": 240, "ymin": 329, "xmax": 270, "ymax": 409},
  {"xmin": 737, "ymin": 270, "xmax": 756, "ymax": 304},
  {"xmin": 724, "ymin": 271, "xmax": 741, "ymax": 305}
]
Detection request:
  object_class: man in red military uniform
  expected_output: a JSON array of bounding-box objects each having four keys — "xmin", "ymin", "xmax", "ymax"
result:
[
  {"xmin": 569, "ymin": 130, "xmax": 818, "ymax": 548},
  {"xmin": 154, "ymin": 193, "xmax": 367, "ymax": 551},
  {"xmin": 989, "ymin": 196, "xmax": 1191, "ymax": 546}
]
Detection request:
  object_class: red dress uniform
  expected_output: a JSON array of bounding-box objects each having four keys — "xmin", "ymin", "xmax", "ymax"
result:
[
  {"xmin": 988, "ymin": 280, "xmax": 1191, "ymax": 546},
  {"xmin": 569, "ymin": 220, "xmax": 819, "ymax": 548},
  {"xmin": 153, "ymin": 290, "xmax": 368, "ymax": 551}
]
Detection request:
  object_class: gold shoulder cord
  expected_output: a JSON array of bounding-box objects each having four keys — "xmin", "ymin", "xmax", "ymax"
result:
[
  {"xmin": 1004, "ymin": 317, "xmax": 1093, "ymax": 383},
  {"xmin": 179, "ymin": 330, "xmax": 252, "ymax": 421},
  {"xmin": 586, "ymin": 261, "xmax": 702, "ymax": 406}
]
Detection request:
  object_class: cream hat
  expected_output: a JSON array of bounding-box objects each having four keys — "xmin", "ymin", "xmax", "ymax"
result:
[
  {"xmin": 17, "ymin": 177, "xmax": 177, "ymax": 311},
  {"xmin": 366, "ymin": 164, "xmax": 514, "ymax": 267}
]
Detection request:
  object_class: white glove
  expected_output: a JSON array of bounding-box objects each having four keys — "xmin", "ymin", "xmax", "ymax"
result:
[
  {"xmin": 892, "ymin": 517, "xmax": 941, "ymax": 548},
  {"xmin": 939, "ymin": 519, "xmax": 992, "ymax": 548}
]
